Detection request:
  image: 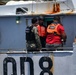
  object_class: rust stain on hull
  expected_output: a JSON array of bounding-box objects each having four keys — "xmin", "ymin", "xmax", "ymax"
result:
[
  {"xmin": 50, "ymin": 53, "xmax": 54, "ymax": 74},
  {"xmin": 45, "ymin": 3, "xmax": 60, "ymax": 14}
]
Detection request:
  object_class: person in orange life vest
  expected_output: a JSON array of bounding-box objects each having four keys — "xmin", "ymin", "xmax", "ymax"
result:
[
  {"xmin": 46, "ymin": 16, "xmax": 67, "ymax": 51},
  {"xmin": 37, "ymin": 16, "xmax": 47, "ymax": 48}
]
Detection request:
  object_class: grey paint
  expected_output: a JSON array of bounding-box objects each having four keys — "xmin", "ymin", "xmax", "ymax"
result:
[
  {"xmin": 61, "ymin": 15, "xmax": 75, "ymax": 47},
  {"xmin": 0, "ymin": 17, "xmax": 26, "ymax": 50},
  {"xmin": 0, "ymin": 15, "xmax": 75, "ymax": 49},
  {"xmin": 53, "ymin": 43, "xmax": 76, "ymax": 75},
  {"xmin": 54, "ymin": 52, "xmax": 73, "ymax": 75}
]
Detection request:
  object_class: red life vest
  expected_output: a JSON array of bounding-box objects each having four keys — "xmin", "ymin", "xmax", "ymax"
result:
[
  {"xmin": 37, "ymin": 25, "xmax": 46, "ymax": 37},
  {"xmin": 47, "ymin": 23, "xmax": 60, "ymax": 35}
]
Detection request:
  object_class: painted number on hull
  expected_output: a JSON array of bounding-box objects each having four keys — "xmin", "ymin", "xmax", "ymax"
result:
[{"xmin": 3, "ymin": 57, "xmax": 53, "ymax": 75}]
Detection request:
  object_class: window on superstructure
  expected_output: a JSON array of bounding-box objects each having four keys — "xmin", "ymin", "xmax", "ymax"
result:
[{"xmin": 16, "ymin": 7, "xmax": 28, "ymax": 14}]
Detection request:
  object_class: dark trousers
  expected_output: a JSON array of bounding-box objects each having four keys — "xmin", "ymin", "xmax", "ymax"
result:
[
  {"xmin": 40, "ymin": 36, "xmax": 46, "ymax": 48},
  {"xmin": 46, "ymin": 43, "xmax": 62, "ymax": 51}
]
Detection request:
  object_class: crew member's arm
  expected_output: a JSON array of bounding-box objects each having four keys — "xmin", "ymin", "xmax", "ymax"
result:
[
  {"xmin": 33, "ymin": 27, "xmax": 42, "ymax": 49},
  {"xmin": 58, "ymin": 25, "xmax": 67, "ymax": 44}
]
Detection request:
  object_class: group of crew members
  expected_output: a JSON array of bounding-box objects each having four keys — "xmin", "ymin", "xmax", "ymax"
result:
[{"xmin": 26, "ymin": 16, "xmax": 67, "ymax": 51}]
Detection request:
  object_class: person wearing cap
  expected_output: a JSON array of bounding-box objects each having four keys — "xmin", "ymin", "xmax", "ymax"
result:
[
  {"xmin": 46, "ymin": 16, "xmax": 67, "ymax": 51},
  {"xmin": 37, "ymin": 16, "xmax": 47, "ymax": 48}
]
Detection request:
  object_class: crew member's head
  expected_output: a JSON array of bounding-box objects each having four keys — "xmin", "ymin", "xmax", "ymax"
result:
[
  {"xmin": 32, "ymin": 17, "xmax": 38, "ymax": 26},
  {"xmin": 38, "ymin": 16, "xmax": 44, "ymax": 25},
  {"xmin": 53, "ymin": 16, "xmax": 60, "ymax": 23}
]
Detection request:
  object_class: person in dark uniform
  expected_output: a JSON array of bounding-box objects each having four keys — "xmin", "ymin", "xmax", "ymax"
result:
[{"xmin": 26, "ymin": 17, "xmax": 42, "ymax": 51}]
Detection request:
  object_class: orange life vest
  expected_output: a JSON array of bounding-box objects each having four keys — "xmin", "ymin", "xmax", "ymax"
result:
[
  {"xmin": 47, "ymin": 23, "xmax": 60, "ymax": 35},
  {"xmin": 37, "ymin": 25, "xmax": 46, "ymax": 37}
]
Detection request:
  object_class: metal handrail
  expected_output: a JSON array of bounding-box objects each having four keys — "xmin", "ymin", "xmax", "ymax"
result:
[{"xmin": 0, "ymin": 47, "xmax": 73, "ymax": 54}]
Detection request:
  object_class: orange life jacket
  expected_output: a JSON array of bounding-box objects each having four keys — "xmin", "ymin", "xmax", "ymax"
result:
[
  {"xmin": 47, "ymin": 23, "xmax": 60, "ymax": 35},
  {"xmin": 37, "ymin": 25, "xmax": 46, "ymax": 37}
]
